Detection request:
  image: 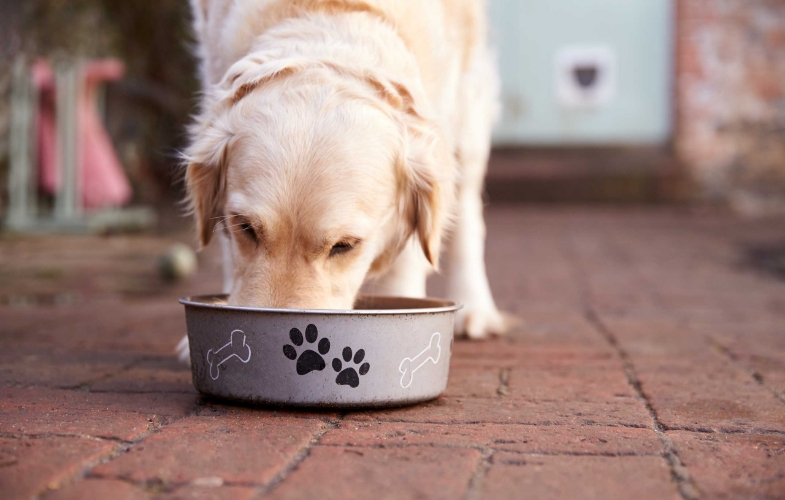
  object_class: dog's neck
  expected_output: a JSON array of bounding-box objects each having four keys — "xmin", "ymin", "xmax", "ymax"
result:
[
  {"xmin": 200, "ymin": 0, "xmax": 466, "ymax": 132},
  {"xmin": 248, "ymin": 12, "xmax": 420, "ymax": 87}
]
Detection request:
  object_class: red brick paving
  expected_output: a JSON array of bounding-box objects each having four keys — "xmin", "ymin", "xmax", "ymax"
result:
[
  {"xmin": 90, "ymin": 414, "xmax": 326, "ymax": 486},
  {"xmin": 344, "ymin": 395, "xmax": 652, "ymax": 427},
  {"xmin": 157, "ymin": 485, "xmax": 258, "ymax": 500},
  {"xmin": 668, "ymin": 431, "xmax": 785, "ymax": 499},
  {"xmin": 482, "ymin": 455, "xmax": 681, "ymax": 500},
  {"xmin": 0, "ymin": 387, "xmax": 196, "ymax": 440},
  {"xmin": 320, "ymin": 421, "xmax": 663, "ymax": 455},
  {"xmin": 0, "ymin": 437, "xmax": 116, "ymax": 500},
  {"xmin": 1, "ymin": 207, "xmax": 785, "ymax": 499},
  {"xmin": 266, "ymin": 446, "xmax": 481, "ymax": 500},
  {"xmin": 43, "ymin": 478, "xmax": 151, "ymax": 500}
]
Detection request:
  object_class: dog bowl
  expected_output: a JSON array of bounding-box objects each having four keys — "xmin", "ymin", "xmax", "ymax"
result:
[{"xmin": 180, "ymin": 295, "xmax": 461, "ymax": 408}]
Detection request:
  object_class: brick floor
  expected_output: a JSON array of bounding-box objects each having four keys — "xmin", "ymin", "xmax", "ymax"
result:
[
  {"xmin": 1, "ymin": 207, "xmax": 785, "ymax": 499},
  {"xmin": 266, "ymin": 446, "xmax": 481, "ymax": 500},
  {"xmin": 0, "ymin": 436, "xmax": 116, "ymax": 500},
  {"xmin": 90, "ymin": 414, "xmax": 327, "ymax": 486},
  {"xmin": 668, "ymin": 431, "xmax": 785, "ymax": 499},
  {"xmin": 481, "ymin": 455, "xmax": 680, "ymax": 500}
]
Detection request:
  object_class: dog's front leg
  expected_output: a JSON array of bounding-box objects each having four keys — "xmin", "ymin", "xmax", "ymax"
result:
[
  {"xmin": 445, "ymin": 173, "xmax": 509, "ymax": 339},
  {"xmin": 176, "ymin": 228, "xmax": 235, "ymax": 364},
  {"xmin": 445, "ymin": 47, "xmax": 512, "ymax": 339}
]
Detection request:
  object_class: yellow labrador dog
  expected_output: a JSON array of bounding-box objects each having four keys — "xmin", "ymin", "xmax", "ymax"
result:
[{"xmin": 178, "ymin": 0, "xmax": 508, "ymax": 361}]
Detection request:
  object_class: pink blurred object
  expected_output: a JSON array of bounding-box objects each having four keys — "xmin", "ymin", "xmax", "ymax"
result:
[{"xmin": 32, "ymin": 59, "xmax": 132, "ymax": 210}]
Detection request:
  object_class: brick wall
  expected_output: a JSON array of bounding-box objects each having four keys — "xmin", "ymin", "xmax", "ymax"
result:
[{"xmin": 676, "ymin": 0, "xmax": 785, "ymax": 211}]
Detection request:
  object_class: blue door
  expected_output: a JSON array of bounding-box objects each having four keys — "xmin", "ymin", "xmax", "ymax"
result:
[{"xmin": 489, "ymin": 0, "xmax": 674, "ymax": 146}]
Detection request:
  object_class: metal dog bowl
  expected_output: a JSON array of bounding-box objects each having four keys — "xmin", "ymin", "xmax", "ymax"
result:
[{"xmin": 180, "ymin": 295, "xmax": 461, "ymax": 408}]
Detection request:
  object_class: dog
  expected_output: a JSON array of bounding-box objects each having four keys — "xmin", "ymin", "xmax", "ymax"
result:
[{"xmin": 177, "ymin": 0, "xmax": 509, "ymax": 362}]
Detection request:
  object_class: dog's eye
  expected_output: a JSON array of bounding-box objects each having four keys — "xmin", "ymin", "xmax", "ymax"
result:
[
  {"xmin": 329, "ymin": 241, "xmax": 354, "ymax": 257},
  {"xmin": 237, "ymin": 221, "xmax": 258, "ymax": 244}
]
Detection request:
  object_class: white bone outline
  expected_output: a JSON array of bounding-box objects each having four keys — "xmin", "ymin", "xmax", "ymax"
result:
[
  {"xmin": 398, "ymin": 332, "xmax": 441, "ymax": 389},
  {"xmin": 206, "ymin": 329, "xmax": 252, "ymax": 380}
]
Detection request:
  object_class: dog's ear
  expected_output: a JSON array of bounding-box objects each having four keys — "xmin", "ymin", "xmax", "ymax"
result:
[
  {"xmin": 333, "ymin": 70, "xmax": 455, "ymax": 269},
  {"xmin": 398, "ymin": 114, "xmax": 453, "ymax": 270},
  {"xmin": 368, "ymin": 74, "xmax": 454, "ymax": 270},
  {"xmin": 219, "ymin": 54, "xmax": 306, "ymax": 105},
  {"xmin": 184, "ymin": 52, "xmax": 296, "ymax": 248},
  {"xmin": 184, "ymin": 118, "xmax": 232, "ymax": 248}
]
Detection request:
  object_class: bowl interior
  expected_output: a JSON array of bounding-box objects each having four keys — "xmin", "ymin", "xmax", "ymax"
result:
[
  {"xmin": 354, "ymin": 295, "xmax": 456, "ymax": 310},
  {"xmin": 180, "ymin": 294, "xmax": 460, "ymax": 314}
]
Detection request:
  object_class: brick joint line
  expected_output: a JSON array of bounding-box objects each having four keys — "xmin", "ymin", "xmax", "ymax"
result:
[
  {"xmin": 0, "ymin": 431, "xmax": 135, "ymax": 445},
  {"xmin": 496, "ymin": 367, "xmax": 511, "ymax": 397},
  {"xmin": 342, "ymin": 417, "xmax": 649, "ymax": 428},
  {"xmin": 68, "ymin": 355, "xmax": 147, "ymax": 391},
  {"xmin": 462, "ymin": 447, "xmax": 493, "ymax": 500},
  {"xmin": 314, "ymin": 441, "xmax": 662, "ymax": 457},
  {"xmin": 563, "ymin": 234, "xmax": 700, "ymax": 500},
  {"xmin": 40, "ymin": 395, "xmax": 207, "ymax": 497},
  {"xmin": 708, "ymin": 337, "xmax": 785, "ymax": 406},
  {"xmin": 54, "ymin": 442, "xmax": 133, "ymax": 495},
  {"xmin": 250, "ymin": 414, "xmax": 343, "ymax": 498},
  {"xmin": 659, "ymin": 425, "xmax": 785, "ymax": 436},
  {"xmin": 82, "ymin": 388, "xmax": 197, "ymax": 395},
  {"xmin": 84, "ymin": 473, "xmax": 272, "ymax": 493},
  {"xmin": 586, "ymin": 309, "xmax": 701, "ymax": 500}
]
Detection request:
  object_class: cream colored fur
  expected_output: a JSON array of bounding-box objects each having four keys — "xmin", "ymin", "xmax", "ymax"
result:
[{"xmin": 177, "ymin": 0, "xmax": 508, "ymax": 362}]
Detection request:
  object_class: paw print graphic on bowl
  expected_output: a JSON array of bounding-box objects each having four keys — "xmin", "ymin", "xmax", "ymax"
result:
[
  {"xmin": 332, "ymin": 346, "xmax": 370, "ymax": 388},
  {"xmin": 282, "ymin": 324, "xmax": 330, "ymax": 375}
]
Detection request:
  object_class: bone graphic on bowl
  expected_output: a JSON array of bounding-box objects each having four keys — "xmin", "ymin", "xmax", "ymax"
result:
[
  {"xmin": 206, "ymin": 329, "xmax": 252, "ymax": 380},
  {"xmin": 398, "ymin": 332, "xmax": 441, "ymax": 388}
]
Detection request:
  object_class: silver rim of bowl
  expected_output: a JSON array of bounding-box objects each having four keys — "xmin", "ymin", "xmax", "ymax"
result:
[{"xmin": 179, "ymin": 294, "xmax": 463, "ymax": 315}]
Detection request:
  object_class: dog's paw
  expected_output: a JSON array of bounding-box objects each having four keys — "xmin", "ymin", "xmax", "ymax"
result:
[
  {"xmin": 176, "ymin": 335, "xmax": 191, "ymax": 365},
  {"xmin": 455, "ymin": 307, "xmax": 518, "ymax": 339}
]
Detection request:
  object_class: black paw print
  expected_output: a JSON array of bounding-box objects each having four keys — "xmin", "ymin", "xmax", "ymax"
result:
[
  {"xmin": 332, "ymin": 346, "xmax": 370, "ymax": 388},
  {"xmin": 283, "ymin": 324, "xmax": 330, "ymax": 375}
]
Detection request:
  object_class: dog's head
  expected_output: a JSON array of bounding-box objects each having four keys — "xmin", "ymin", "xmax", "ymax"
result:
[{"xmin": 185, "ymin": 53, "xmax": 453, "ymax": 309}]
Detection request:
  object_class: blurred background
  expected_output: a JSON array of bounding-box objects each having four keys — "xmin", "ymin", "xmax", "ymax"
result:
[
  {"xmin": 3, "ymin": 0, "xmax": 785, "ymax": 213},
  {"xmin": 1, "ymin": 0, "xmax": 785, "ymax": 304},
  {"xmin": 485, "ymin": 0, "xmax": 785, "ymax": 210}
]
